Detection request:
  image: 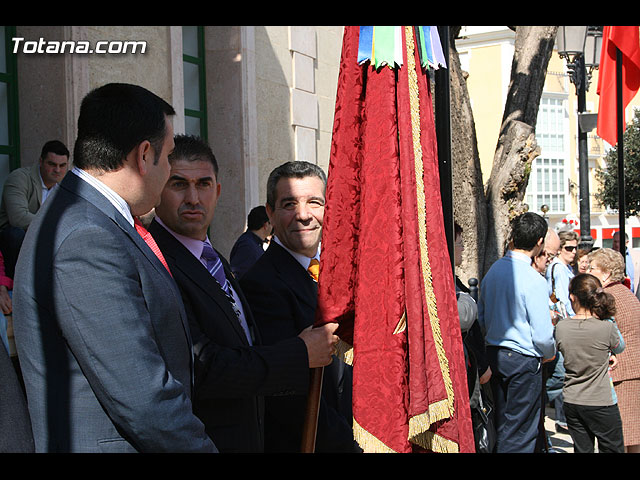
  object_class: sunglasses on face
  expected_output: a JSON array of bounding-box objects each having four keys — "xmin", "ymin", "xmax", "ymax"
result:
[{"xmin": 563, "ymin": 246, "xmax": 577, "ymax": 252}]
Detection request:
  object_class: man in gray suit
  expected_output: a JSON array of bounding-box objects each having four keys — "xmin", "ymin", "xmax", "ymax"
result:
[
  {"xmin": 0, "ymin": 140, "xmax": 69, "ymax": 278},
  {"xmin": 13, "ymin": 83, "xmax": 216, "ymax": 453}
]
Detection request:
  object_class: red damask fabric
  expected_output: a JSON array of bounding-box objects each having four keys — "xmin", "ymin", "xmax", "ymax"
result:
[{"xmin": 315, "ymin": 26, "xmax": 474, "ymax": 453}]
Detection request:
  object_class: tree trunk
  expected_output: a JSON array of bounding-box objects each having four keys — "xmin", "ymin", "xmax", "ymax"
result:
[
  {"xmin": 448, "ymin": 26, "xmax": 488, "ymax": 285},
  {"xmin": 448, "ymin": 26, "xmax": 557, "ymax": 279},
  {"xmin": 482, "ymin": 26, "xmax": 557, "ymax": 275}
]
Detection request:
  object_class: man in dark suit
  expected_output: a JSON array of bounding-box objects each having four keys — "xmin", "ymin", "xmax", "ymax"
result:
[
  {"xmin": 13, "ymin": 83, "xmax": 216, "ymax": 453},
  {"xmin": 149, "ymin": 135, "xmax": 339, "ymax": 453},
  {"xmin": 241, "ymin": 161, "xmax": 360, "ymax": 453},
  {"xmin": 229, "ymin": 205, "xmax": 271, "ymax": 279}
]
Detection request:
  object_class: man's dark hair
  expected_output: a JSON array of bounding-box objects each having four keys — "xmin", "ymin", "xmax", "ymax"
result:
[
  {"xmin": 169, "ymin": 134, "xmax": 219, "ymax": 178},
  {"xmin": 40, "ymin": 140, "xmax": 69, "ymax": 160},
  {"xmin": 247, "ymin": 206, "xmax": 269, "ymax": 231},
  {"xmin": 266, "ymin": 161, "xmax": 327, "ymax": 209},
  {"xmin": 510, "ymin": 212, "xmax": 548, "ymax": 251},
  {"xmin": 73, "ymin": 83, "xmax": 175, "ymax": 172}
]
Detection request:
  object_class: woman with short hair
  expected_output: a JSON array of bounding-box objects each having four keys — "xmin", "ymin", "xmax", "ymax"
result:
[{"xmin": 587, "ymin": 248, "xmax": 640, "ymax": 453}]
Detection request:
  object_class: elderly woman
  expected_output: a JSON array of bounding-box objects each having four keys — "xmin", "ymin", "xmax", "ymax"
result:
[
  {"xmin": 575, "ymin": 248, "xmax": 591, "ymax": 275},
  {"xmin": 588, "ymin": 248, "xmax": 640, "ymax": 453}
]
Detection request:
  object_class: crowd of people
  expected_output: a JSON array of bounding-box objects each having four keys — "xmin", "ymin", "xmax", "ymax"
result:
[
  {"xmin": 457, "ymin": 213, "xmax": 640, "ymax": 454},
  {"xmin": 0, "ymin": 81, "xmax": 638, "ymax": 454},
  {"xmin": 0, "ymin": 82, "xmax": 355, "ymax": 453}
]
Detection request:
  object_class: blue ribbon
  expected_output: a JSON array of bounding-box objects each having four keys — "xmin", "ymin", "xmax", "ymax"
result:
[{"xmin": 358, "ymin": 26, "xmax": 374, "ymax": 64}]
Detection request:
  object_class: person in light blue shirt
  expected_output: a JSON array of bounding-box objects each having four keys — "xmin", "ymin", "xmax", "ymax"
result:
[
  {"xmin": 478, "ymin": 212, "xmax": 556, "ymax": 453},
  {"xmin": 546, "ymin": 230, "xmax": 578, "ymax": 317}
]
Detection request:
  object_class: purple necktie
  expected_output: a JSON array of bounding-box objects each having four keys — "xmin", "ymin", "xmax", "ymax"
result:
[{"xmin": 201, "ymin": 242, "xmax": 242, "ymax": 319}]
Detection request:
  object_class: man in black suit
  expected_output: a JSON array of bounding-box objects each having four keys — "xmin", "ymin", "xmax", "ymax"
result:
[
  {"xmin": 149, "ymin": 135, "xmax": 339, "ymax": 453},
  {"xmin": 229, "ymin": 205, "xmax": 271, "ymax": 279},
  {"xmin": 240, "ymin": 161, "xmax": 360, "ymax": 453}
]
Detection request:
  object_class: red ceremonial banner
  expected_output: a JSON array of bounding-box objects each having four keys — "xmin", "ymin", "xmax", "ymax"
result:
[
  {"xmin": 597, "ymin": 26, "xmax": 640, "ymax": 146},
  {"xmin": 315, "ymin": 26, "xmax": 474, "ymax": 453}
]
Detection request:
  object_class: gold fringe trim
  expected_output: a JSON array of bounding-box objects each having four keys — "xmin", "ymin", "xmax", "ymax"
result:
[
  {"xmin": 353, "ymin": 414, "xmax": 459, "ymax": 453},
  {"xmin": 408, "ymin": 399, "xmax": 450, "ymax": 441},
  {"xmin": 335, "ymin": 339, "xmax": 353, "ymax": 366},
  {"xmin": 393, "ymin": 310, "xmax": 407, "ymax": 334},
  {"xmin": 414, "ymin": 430, "xmax": 461, "ymax": 453},
  {"xmin": 353, "ymin": 418, "xmax": 397, "ymax": 453},
  {"xmin": 404, "ymin": 26, "xmax": 455, "ymax": 416}
]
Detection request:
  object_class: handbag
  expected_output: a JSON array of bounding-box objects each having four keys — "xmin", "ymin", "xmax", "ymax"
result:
[
  {"xmin": 549, "ymin": 263, "xmax": 568, "ymax": 321},
  {"xmin": 471, "ymin": 383, "xmax": 496, "ymax": 453}
]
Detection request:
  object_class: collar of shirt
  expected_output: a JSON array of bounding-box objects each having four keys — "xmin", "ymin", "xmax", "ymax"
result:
[
  {"xmin": 504, "ymin": 249, "xmax": 533, "ymax": 265},
  {"xmin": 72, "ymin": 167, "xmax": 134, "ymax": 226},
  {"xmin": 273, "ymin": 235, "xmax": 320, "ymax": 270},
  {"xmin": 154, "ymin": 216, "xmax": 212, "ymax": 267}
]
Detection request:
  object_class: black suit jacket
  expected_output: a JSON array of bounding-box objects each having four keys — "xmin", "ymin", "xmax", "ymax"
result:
[
  {"xmin": 149, "ymin": 219, "xmax": 310, "ymax": 452},
  {"xmin": 240, "ymin": 241, "xmax": 359, "ymax": 453}
]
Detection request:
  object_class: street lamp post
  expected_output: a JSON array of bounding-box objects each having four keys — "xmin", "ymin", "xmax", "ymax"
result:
[{"xmin": 556, "ymin": 26, "xmax": 602, "ymax": 250}]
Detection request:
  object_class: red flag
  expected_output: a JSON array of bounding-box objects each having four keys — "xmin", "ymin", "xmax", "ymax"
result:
[
  {"xmin": 315, "ymin": 26, "xmax": 474, "ymax": 453},
  {"xmin": 597, "ymin": 26, "xmax": 640, "ymax": 146}
]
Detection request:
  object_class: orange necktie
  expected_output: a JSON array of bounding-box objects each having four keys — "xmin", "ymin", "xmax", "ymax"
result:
[
  {"xmin": 307, "ymin": 259, "xmax": 320, "ymax": 282},
  {"xmin": 134, "ymin": 217, "xmax": 172, "ymax": 276}
]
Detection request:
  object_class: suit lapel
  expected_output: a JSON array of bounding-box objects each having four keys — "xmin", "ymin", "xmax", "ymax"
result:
[
  {"xmin": 149, "ymin": 219, "xmax": 254, "ymax": 345},
  {"xmin": 267, "ymin": 242, "xmax": 318, "ymax": 310},
  {"xmin": 60, "ymin": 173, "xmax": 174, "ymax": 283},
  {"xmin": 30, "ymin": 163, "xmax": 43, "ymax": 206},
  {"xmin": 59, "ymin": 174, "xmax": 192, "ymax": 349}
]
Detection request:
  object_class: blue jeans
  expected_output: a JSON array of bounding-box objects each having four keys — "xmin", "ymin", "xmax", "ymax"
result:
[
  {"xmin": 0, "ymin": 313, "xmax": 9, "ymax": 353},
  {"xmin": 0, "ymin": 290, "xmax": 12, "ymax": 353},
  {"xmin": 487, "ymin": 346, "xmax": 543, "ymax": 453}
]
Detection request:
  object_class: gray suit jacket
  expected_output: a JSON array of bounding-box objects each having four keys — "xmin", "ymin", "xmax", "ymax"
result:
[
  {"xmin": 13, "ymin": 172, "xmax": 216, "ymax": 453},
  {"xmin": 0, "ymin": 163, "xmax": 43, "ymax": 232}
]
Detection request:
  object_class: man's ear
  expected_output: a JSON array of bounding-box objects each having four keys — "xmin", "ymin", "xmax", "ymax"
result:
[
  {"xmin": 265, "ymin": 203, "xmax": 274, "ymax": 222},
  {"xmin": 132, "ymin": 140, "xmax": 152, "ymax": 176}
]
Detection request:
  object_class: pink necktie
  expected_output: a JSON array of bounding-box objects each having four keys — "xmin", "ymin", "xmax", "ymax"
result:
[{"xmin": 134, "ymin": 217, "xmax": 172, "ymax": 276}]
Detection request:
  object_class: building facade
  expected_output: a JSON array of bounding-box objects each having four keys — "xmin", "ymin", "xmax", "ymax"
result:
[
  {"xmin": 456, "ymin": 26, "xmax": 640, "ymax": 248},
  {"xmin": 4, "ymin": 25, "xmax": 639, "ymax": 256},
  {"xmin": 0, "ymin": 25, "xmax": 344, "ymax": 257}
]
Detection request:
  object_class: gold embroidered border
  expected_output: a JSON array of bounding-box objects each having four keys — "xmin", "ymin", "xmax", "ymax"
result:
[
  {"xmin": 353, "ymin": 418, "xmax": 397, "ymax": 453},
  {"xmin": 404, "ymin": 26, "xmax": 456, "ymax": 441},
  {"xmin": 353, "ymin": 414, "xmax": 459, "ymax": 453}
]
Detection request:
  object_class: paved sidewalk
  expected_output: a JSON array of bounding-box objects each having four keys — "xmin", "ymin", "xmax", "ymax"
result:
[{"xmin": 544, "ymin": 406, "xmax": 575, "ymax": 453}]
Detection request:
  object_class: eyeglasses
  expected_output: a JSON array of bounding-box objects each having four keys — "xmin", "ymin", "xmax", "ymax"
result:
[
  {"xmin": 544, "ymin": 251, "xmax": 558, "ymax": 260},
  {"xmin": 563, "ymin": 245, "xmax": 577, "ymax": 252}
]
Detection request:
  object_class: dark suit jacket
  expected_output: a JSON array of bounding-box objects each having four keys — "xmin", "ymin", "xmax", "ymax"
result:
[
  {"xmin": 229, "ymin": 230, "xmax": 265, "ymax": 279},
  {"xmin": 240, "ymin": 241, "xmax": 359, "ymax": 453},
  {"xmin": 0, "ymin": 342, "xmax": 34, "ymax": 452},
  {"xmin": 149, "ymin": 219, "xmax": 310, "ymax": 452},
  {"xmin": 12, "ymin": 172, "xmax": 215, "ymax": 453}
]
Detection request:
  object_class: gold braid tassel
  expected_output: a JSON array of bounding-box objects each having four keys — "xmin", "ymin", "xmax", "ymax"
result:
[{"xmin": 404, "ymin": 25, "xmax": 456, "ymax": 450}]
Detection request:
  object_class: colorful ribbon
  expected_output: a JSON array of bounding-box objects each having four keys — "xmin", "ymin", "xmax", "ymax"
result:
[{"xmin": 357, "ymin": 26, "xmax": 447, "ymax": 70}]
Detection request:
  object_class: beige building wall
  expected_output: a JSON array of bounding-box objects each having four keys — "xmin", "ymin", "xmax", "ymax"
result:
[{"xmin": 10, "ymin": 25, "xmax": 344, "ymax": 257}]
